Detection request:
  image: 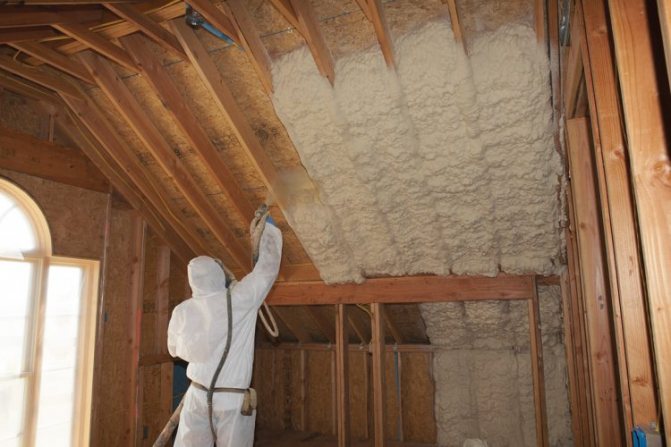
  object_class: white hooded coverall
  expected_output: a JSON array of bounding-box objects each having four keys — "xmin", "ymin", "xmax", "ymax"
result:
[{"xmin": 167, "ymin": 223, "xmax": 282, "ymax": 447}]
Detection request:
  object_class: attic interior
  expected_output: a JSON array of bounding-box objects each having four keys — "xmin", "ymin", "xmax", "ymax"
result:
[{"xmin": 0, "ymin": 0, "xmax": 669, "ymax": 446}]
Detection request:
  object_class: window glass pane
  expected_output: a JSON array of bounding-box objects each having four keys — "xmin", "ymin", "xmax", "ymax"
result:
[
  {"xmin": 35, "ymin": 423, "xmax": 73, "ymax": 447},
  {"xmin": 0, "ymin": 191, "xmax": 36, "ymax": 256},
  {"xmin": 45, "ymin": 266, "xmax": 83, "ymax": 316},
  {"xmin": 0, "ymin": 260, "xmax": 34, "ymax": 376},
  {"xmin": 36, "ymin": 368, "xmax": 76, "ymax": 437},
  {"xmin": 0, "ymin": 378, "xmax": 26, "ymax": 443}
]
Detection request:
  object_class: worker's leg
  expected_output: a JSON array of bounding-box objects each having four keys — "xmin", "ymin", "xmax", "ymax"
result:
[
  {"xmin": 174, "ymin": 388, "xmax": 213, "ymax": 447},
  {"xmin": 213, "ymin": 394, "xmax": 256, "ymax": 447}
]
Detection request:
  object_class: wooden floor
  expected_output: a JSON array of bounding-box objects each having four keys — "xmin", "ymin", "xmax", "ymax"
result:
[{"xmin": 254, "ymin": 429, "xmax": 436, "ymax": 447}]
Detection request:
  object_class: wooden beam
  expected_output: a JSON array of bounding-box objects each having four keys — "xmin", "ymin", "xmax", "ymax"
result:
[
  {"xmin": 0, "ymin": 27, "xmax": 58, "ymax": 44},
  {"xmin": 348, "ymin": 314, "xmax": 367, "ymax": 344},
  {"xmin": 608, "ymin": 0, "xmax": 671, "ymax": 439},
  {"xmin": 366, "ymin": 0, "xmax": 395, "ymax": 68},
  {"xmin": 581, "ymin": 0, "xmax": 658, "ymax": 429},
  {"xmin": 564, "ymin": 6, "xmax": 585, "ymax": 118},
  {"xmin": 335, "ymin": 304, "xmax": 351, "ymax": 447},
  {"xmin": 529, "ymin": 278, "xmax": 549, "ymax": 447},
  {"xmin": 383, "ymin": 311, "xmax": 402, "ymax": 345},
  {"xmin": 290, "ymin": 0, "xmax": 336, "ymax": 82},
  {"xmin": 154, "ymin": 244, "xmax": 173, "ymax": 424},
  {"xmin": 59, "ymin": 93, "xmax": 203, "ymax": 262},
  {"xmin": 79, "ymin": 51, "xmax": 250, "ymax": 270},
  {"xmin": 267, "ymin": 275, "xmax": 534, "ymax": 306},
  {"xmin": 184, "ymin": 0, "xmax": 240, "ymax": 45},
  {"xmin": 268, "ymin": 0, "xmax": 301, "ymax": 30},
  {"xmin": 6, "ymin": 0, "xmax": 139, "ymax": 3},
  {"xmin": 11, "ymin": 41, "xmax": 95, "ymax": 84},
  {"xmin": 0, "ymin": 7, "xmax": 103, "ymax": 28},
  {"xmin": 443, "ymin": 0, "xmax": 464, "ymax": 48},
  {"xmin": 658, "ymin": 0, "xmax": 671, "ymax": 91},
  {"xmin": 0, "ymin": 53, "xmax": 82, "ymax": 99},
  {"xmin": 0, "ymin": 71, "xmax": 62, "ymax": 104},
  {"xmin": 54, "ymin": 23, "xmax": 139, "ymax": 72},
  {"xmin": 103, "ymin": 3, "xmax": 186, "ymax": 59},
  {"xmin": 119, "ymin": 33, "xmax": 256, "ymax": 220},
  {"xmin": 0, "ymin": 125, "xmax": 108, "ymax": 192},
  {"xmin": 566, "ymin": 117, "xmax": 623, "ymax": 445},
  {"xmin": 171, "ymin": 21, "xmax": 288, "ymax": 214},
  {"xmin": 535, "ymin": 0, "xmax": 545, "ymax": 44},
  {"xmin": 371, "ymin": 302, "xmax": 386, "ymax": 447},
  {"xmin": 225, "ymin": 0, "xmax": 274, "ymax": 94}
]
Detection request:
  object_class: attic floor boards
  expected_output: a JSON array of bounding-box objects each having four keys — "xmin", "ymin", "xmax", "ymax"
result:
[{"xmin": 254, "ymin": 429, "xmax": 435, "ymax": 446}]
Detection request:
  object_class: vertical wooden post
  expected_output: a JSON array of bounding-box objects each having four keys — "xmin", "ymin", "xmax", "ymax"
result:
[
  {"xmin": 128, "ymin": 214, "xmax": 146, "ymax": 447},
  {"xmin": 529, "ymin": 277, "xmax": 549, "ymax": 447},
  {"xmin": 335, "ymin": 304, "xmax": 351, "ymax": 447},
  {"xmin": 371, "ymin": 303, "xmax": 386, "ymax": 447},
  {"xmin": 567, "ymin": 117, "xmax": 623, "ymax": 445},
  {"xmin": 300, "ymin": 349, "xmax": 307, "ymax": 431},
  {"xmin": 609, "ymin": 0, "xmax": 671, "ymax": 440},
  {"xmin": 535, "ymin": 0, "xmax": 546, "ymax": 44},
  {"xmin": 331, "ymin": 350, "xmax": 337, "ymax": 436},
  {"xmin": 155, "ymin": 245, "xmax": 173, "ymax": 423}
]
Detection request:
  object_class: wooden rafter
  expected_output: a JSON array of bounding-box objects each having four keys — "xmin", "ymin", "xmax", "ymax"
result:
[
  {"xmin": 10, "ymin": 41, "xmax": 95, "ymax": 84},
  {"xmin": 0, "ymin": 125, "xmax": 109, "ymax": 192},
  {"xmin": 78, "ymin": 51, "xmax": 250, "ymax": 270},
  {"xmin": 383, "ymin": 311, "xmax": 402, "ymax": 344},
  {"xmin": 0, "ymin": 53, "xmax": 83, "ymax": 98},
  {"xmin": 0, "ymin": 71, "xmax": 62, "ymax": 104},
  {"xmin": 267, "ymin": 275, "xmax": 534, "ymax": 305},
  {"xmin": 305, "ymin": 306, "xmax": 334, "ymax": 343},
  {"xmin": 0, "ymin": 7, "xmax": 103, "ymax": 28},
  {"xmin": 0, "ymin": 27, "xmax": 58, "ymax": 44},
  {"xmin": 119, "ymin": 33, "xmax": 255, "ymax": 221},
  {"xmin": 269, "ymin": 0, "xmax": 335, "ymax": 83},
  {"xmin": 443, "ymin": 0, "xmax": 465, "ymax": 50},
  {"xmin": 54, "ymin": 23, "xmax": 139, "ymax": 71},
  {"xmin": 365, "ymin": 0, "xmax": 395, "ymax": 68},
  {"xmin": 103, "ymin": 3, "xmax": 186, "ymax": 59}
]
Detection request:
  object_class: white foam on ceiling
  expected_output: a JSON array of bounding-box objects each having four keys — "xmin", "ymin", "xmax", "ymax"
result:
[{"xmin": 272, "ymin": 20, "xmax": 562, "ymax": 284}]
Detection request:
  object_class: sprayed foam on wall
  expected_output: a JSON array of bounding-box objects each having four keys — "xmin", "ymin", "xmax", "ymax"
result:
[{"xmin": 271, "ymin": 20, "xmax": 562, "ymax": 283}]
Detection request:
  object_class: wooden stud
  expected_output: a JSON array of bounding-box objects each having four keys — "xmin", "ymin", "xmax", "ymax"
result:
[
  {"xmin": 10, "ymin": 41, "xmax": 95, "ymax": 84},
  {"xmin": 300, "ymin": 348, "xmax": 307, "ymax": 431},
  {"xmin": 119, "ymin": 33, "xmax": 256, "ymax": 221},
  {"xmin": 609, "ymin": 0, "xmax": 671, "ymax": 439},
  {"xmin": 335, "ymin": 304, "xmax": 351, "ymax": 447},
  {"xmin": 371, "ymin": 302, "xmax": 386, "ymax": 447},
  {"xmin": 366, "ymin": 0, "xmax": 395, "ymax": 68},
  {"xmin": 580, "ymin": 0, "xmax": 658, "ymax": 429},
  {"xmin": 54, "ymin": 23, "xmax": 139, "ymax": 72},
  {"xmin": 529, "ymin": 277, "xmax": 549, "ymax": 447},
  {"xmin": 154, "ymin": 244, "xmax": 173, "ymax": 423},
  {"xmin": 535, "ymin": 0, "xmax": 546, "ymax": 44},
  {"xmin": 225, "ymin": 0, "xmax": 274, "ymax": 94},
  {"xmin": 0, "ymin": 53, "xmax": 82, "ymax": 99},
  {"xmin": 566, "ymin": 117, "xmax": 623, "ymax": 446},
  {"xmin": 128, "ymin": 215, "xmax": 146, "ymax": 447},
  {"xmin": 79, "ymin": 52, "xmax": 250, "ymax": 271},
  {"xmin": 0, "ymin": 124, "xmax": 109, "ymax": 192},
  {"xmin": 103, "ymin": 3, "xmax": 186, "ymax": 59},
  {"xmin": 267, "ymin": 275, "xmax": 534, "ymax": 306},
  {"xmin": 183, "ymin": 0, "xmax": 240, "ymax": 44}
]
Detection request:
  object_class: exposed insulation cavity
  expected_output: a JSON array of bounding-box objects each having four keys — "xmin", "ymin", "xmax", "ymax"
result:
[
  {"xmin": 271, "ymin": 20, "xmax": 562, "ymax": 283},
  {"xmin": 420, "ymin": 286, "xmax": 572, "ymax": 446}
]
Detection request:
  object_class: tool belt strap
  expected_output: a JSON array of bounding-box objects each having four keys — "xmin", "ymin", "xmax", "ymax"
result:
[{"xmin": 191, "ymin": 381, "xmax": 246, "ymax": 394}]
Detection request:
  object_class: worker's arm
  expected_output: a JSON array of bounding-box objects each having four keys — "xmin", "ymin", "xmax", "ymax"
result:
[{"xmin": 234, "ymin": 220, "xmax": 283, "ymax": 309}]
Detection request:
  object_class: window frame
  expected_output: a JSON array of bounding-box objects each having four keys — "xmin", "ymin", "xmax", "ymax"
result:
[{"xmin": 0, "ymin": 178, "xmax": 99, "ymax": 447}]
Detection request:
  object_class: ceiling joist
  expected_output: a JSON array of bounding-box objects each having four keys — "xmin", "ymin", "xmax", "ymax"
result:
[
  {"xmin": 78, "ymin": 51, "xmax": 250, "ymax": 270},
  {"xmin": 0, "ymin": 53, "xmax": 83, "ymax": 99},
  {"xmin": 54, "ymin": 23, "xmax": 139, "ymax": 71},
  {"xmin": 10, "ymin": 40, "xmax": 96, "ymax": 84},
  {"xmin": 0, "ymin": 27, "xmax": 58, "ymax": 44},
  {"xmin": 0, "ymin": 71, "xmax": 62, "ymax": 104},
  {"xmin": 364, "ymin": 0, "xmax": 395, "ymax": 68},
  {"xmin": 0, "ymin": 7, "xmax": 103, "ymax": 28}
]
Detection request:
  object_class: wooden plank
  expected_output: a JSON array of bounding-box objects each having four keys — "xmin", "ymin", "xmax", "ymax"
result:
[
  {"xmin": 658, "ymin": 0, "xmax": 671, "ymax": 90},
  {"xmin": 154, "ymin": 244, "xmax": 173, "ymax": 424},
  {"xmin": 371, "ymin": 302, "xmax": 386, "ymax": 447},
  {"xmin": 0, "ymin": 124, "xmax": 109, "ymax": 192},
  {"xmin": 564, "ymin": 6, "xmax": 584, "ymax": 118},
  {"xmin": 566, "ymin": 117, "xmax": 623, "ymax": 445},
  {"xmin": 608, "ymin": 0, "xmax": 671, "ymax": 439},
  {"xmin": 225, "ymin": 0, "xmax": 273, "ymax": 94},
  {"xmin": 171, "ymin": 21, "xmax": 286, "ymax": 212},
  {"xmin": 535, "ymin": 0, "xmax": 545, "ymax": 43},
  {"xmin": 267, "ymin": 275, "xmax": 534, "ymax": 306},
  {"xmin": 0, "ymin": 27, "xmax": 58, "ymax": 44},
  {"xmin": 366, "ymin": 0, "xmax": 394, "ymax": 68},
  {"xmin": 0, "ymin": 7, "xmax": 103, "ymax": 28},
  {"xmin": 59, "ymin": 94, "xmax": 203, "ymax": 262},
  {"xmin": 119, "ymin": 33, "xmax": 256, "ymax": 221},
  {"xmin": 529, "ymin": 278, "xmax": 549, "ymax": 447},
  {"xmin": 289, "ymin": 0, "xmax": 336, "ymax": 83},
  {"xmin": 79, "ymin": 52, "xmax": 250, "ymax": 270},
  {"xmin": 11, "ymin": 40, "xmax": 95, "ymax": 84},
  {"xmin": 268, "ymin": 0, "xmax": 301, "ymax": 30},
  {"xmin": 581, "ymin": 0, "xmax": 658, "ymax": 429},
  {"xmin": 103, "ymin": 3, "xmax": 186, "ymax": 59},
  {"xmin": 300, "ymin": 348, "xmax": 307, "ymax": 431},
  {"xmin": 0, "ymin": 71, "xmax": 62, "ymax": 104},
  {"xmin": 184, "ymin": 0, "xmax": 240, "ymax": 45},
  {"xmin": 54, "ymin": 23, "xmax": 139, "ymax": 72},
  {"xmin": 128, "ymin": 215, "xmax": 146, "ymax": 447},
  {"xmin": 444, "ymin": 0, "xmax": 464, "ymax": 48},
  {"xmin": 0, "ymin": 53, "xmax": 82, "ymax": 98},
  {"xmin": 335, "ymin": 304, "xmax": 351, "ymax": 447},
  {"xmin": 383, "ymin": 312, "xmax": 402, "ymax": 345}
]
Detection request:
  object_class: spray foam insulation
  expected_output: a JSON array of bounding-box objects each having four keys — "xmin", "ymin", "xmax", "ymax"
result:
[{"xmin": 271, "ymin": 20, "xmax": 562, "ymax": 284}]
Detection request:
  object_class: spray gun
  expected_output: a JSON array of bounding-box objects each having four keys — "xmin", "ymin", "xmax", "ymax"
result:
[{"xmin": 185, "ymin": 4, "xmax": 237, "ymax": 46}]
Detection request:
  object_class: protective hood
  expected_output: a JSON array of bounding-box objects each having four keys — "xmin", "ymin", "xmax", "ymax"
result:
[{"xmin": 187, "ymin": 256, "xmax": 227, "ymax": 297}]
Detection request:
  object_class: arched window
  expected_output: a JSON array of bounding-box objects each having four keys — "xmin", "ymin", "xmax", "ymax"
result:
[{"xmin": 0, "ymin": 178, "xmax": 99, "ymax": 447}]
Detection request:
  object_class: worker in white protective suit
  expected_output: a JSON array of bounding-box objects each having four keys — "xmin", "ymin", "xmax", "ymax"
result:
[{"xmin": 167, "ymin": 216, "xmax": 282, "ymax": 447}]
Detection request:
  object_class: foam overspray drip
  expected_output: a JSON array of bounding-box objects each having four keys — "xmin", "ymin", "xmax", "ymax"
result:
[{"xmin": 271, "ymin": 20, "xmax": 563, "ymax": 284}]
